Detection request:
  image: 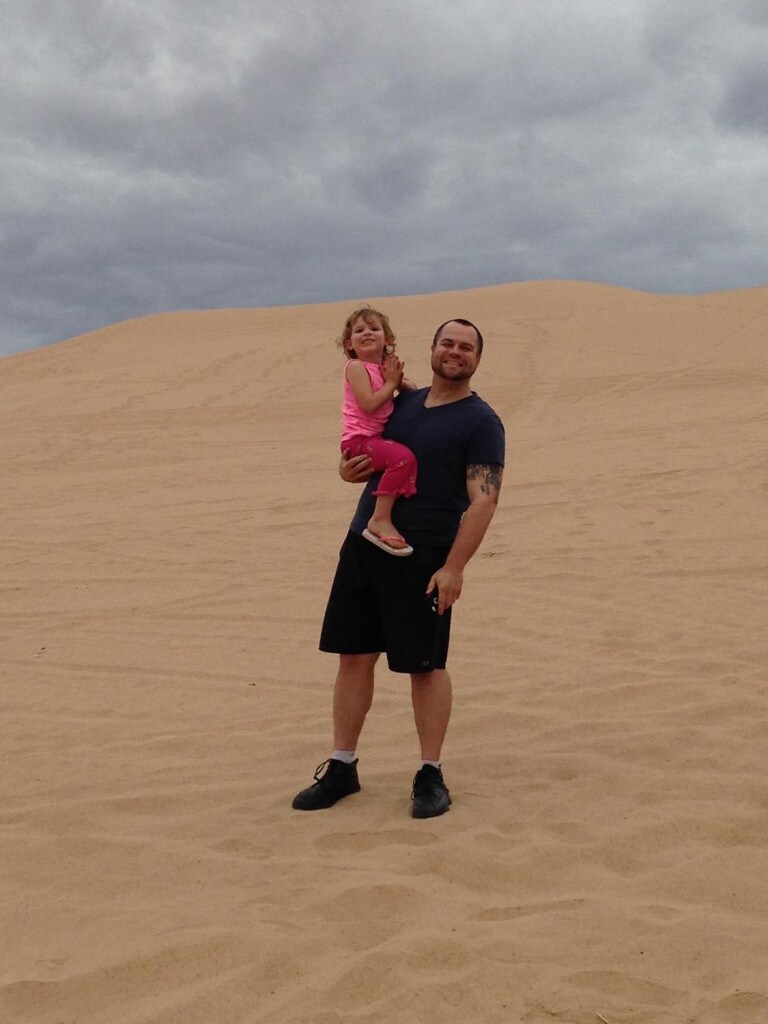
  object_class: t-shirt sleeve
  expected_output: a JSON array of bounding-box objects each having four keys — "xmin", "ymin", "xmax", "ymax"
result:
[{"xmin": 467, "ymin": 410, "xmax": 505, "ymax": 467}]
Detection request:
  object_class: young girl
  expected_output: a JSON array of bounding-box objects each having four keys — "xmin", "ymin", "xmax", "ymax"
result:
[{"xmin": 339, "ymin": 306, "xmax": 417, "ymax": 556}]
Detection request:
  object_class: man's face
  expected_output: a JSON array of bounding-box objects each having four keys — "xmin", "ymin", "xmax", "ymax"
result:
[{"xmin": 430, "ymin": 321, "xmax": 481, "ymax": 381}]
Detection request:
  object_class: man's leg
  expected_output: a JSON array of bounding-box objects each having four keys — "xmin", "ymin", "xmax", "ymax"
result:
[
  {"xmin": 410, "ymin": 669, "xmax": 453, "ymax": 818},
  {"xmin": 411, "ymin": 669, "xmax": 452, "ymax": 760},
  {"xmin": 333, "ymin": 652, "xmax": 379, "ymax": 750},
  {"xmin": 292, "ymin": 653, "xmax": 379, "ymax": 811}
]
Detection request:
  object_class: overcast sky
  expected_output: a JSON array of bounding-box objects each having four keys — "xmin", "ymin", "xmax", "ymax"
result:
[{"xmin": 2, "ymin": 0, "xmax": 767, "ymax": 357}]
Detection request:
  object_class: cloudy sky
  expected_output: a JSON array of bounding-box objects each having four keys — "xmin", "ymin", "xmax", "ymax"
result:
[{"xmin": 2, "ymin": 0, "xmax": 767, "ymax": 357}]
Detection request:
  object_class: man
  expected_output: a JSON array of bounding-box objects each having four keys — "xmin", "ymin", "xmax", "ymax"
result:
[{"xmin": 292, "ymin": 317, "xmax": 504, "ymax": 818}]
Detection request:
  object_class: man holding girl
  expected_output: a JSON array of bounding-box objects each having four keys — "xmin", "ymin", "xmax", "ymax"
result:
[{"xmin": 292, "ymin": 309, "xmax": 505, "ymax": 818}]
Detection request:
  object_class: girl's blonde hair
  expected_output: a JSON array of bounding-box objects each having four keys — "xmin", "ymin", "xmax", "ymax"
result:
[{"xmin": 337, "ymin": 306, "xmax": 396, "ymax": 359}]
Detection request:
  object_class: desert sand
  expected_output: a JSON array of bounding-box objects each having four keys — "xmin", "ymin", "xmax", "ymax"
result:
[{"xmin": 1, "ymin": 280, "xmax": 767, "ymax": 1024}]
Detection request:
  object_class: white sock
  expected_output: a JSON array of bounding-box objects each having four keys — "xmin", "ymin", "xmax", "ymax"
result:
[
  {"xmin": 332, "ymin": 750, "xmax": 357, "ymax": 764},
  {"xmin": 420, "ymin": 759, "xmax": 441, "ymax": 770}
]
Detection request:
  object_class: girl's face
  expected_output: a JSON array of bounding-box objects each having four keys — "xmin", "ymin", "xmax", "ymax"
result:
[{"xmin": 346, "ymin": 316, "xmax": 387, "ymax": 362}]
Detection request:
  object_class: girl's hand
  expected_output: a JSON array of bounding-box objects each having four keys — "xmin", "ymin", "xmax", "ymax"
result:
[
  {"xmin": 382, "ymin": 354, "xmax": 403, "ymax": 385},
  {"xmin": 399, "ymin": 375, "xmax": 417, "ymax": 391}
]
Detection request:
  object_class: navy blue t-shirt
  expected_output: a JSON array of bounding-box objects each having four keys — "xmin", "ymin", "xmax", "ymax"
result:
[{"xmin": 350, "ymin": 387, "xmax": 505, "ymax": 547}]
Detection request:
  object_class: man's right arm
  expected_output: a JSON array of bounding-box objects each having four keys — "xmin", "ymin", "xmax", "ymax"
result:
[{"xmin": 339, "ymin": 449, "xmax": 374, "ymax": 483}]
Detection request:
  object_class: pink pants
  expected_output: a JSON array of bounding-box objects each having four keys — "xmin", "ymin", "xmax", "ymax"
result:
[{"xmin": 343, "ymin": 435, "xmax": 417, "ymax": 498}]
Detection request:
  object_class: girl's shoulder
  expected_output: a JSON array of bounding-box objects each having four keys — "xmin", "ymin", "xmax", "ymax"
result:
[{"xmin": 345, "ymin": 359, "xmax": 382, "ymax": 382}]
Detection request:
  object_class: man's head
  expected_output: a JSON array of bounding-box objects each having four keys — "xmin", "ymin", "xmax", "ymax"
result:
[
  {"xmin": 432, "ymin": 318, "xmax": 484, "ymax": 356},
  {"xmin": 430, "ymin": 319, "xmax": 483, "ymax": 382}
]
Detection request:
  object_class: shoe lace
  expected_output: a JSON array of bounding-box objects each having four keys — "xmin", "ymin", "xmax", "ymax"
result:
[{"xmin": 313, "ymin": 759, "xmax": 331, "ymax": 782}]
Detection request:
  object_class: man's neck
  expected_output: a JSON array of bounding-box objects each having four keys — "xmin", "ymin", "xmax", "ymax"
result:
[{"xmin": 424, "ymin": 376, "xmax": 473, "ymax": 407}]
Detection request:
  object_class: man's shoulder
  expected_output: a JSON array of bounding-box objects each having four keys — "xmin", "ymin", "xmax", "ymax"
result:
[
  {"xmin": 466, "ymin": 394, "xmax": 505, "ymax": 464},
  {"xmin": 392, "ymin": 386, "xmax": 428, "ymax": 412},
  {"xmin": 396, "ymin": 386, "xmax": 429, "ymax": 402},
  {"xmin": 465, "ymin": 393, "xmax": 505, "ymax": 429},
  {"xmin": 469, "ymin": 391, "xmax": 499, "ymax": 412}
]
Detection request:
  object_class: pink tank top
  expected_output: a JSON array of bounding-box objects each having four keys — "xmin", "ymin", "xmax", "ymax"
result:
[{"xmin": 341, "ymin": 360, "xmax": 394, "ymax": 446}]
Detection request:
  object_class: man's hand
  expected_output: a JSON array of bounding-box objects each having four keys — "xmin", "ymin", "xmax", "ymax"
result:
[
  {"xmin": 339, "ymin": 448, "xmax": 374, "ymax": 483},
  {"xmin": 426, "ymin": 566, "xmax": 463, "ymax": 615}
]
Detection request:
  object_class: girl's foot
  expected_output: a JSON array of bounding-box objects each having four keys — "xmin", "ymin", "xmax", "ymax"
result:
[
  {"xmin": 362, "ymin": 523, "xmax": 413, "ymax": 557},
  {"xmin": 367, "ymin": 518, "xmax": 408, "ymax": 548}
]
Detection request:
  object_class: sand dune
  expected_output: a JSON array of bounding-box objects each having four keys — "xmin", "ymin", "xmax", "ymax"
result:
[{"xmin": 1, "ymin": 280, "xmax": 767, "ymax": 1023}]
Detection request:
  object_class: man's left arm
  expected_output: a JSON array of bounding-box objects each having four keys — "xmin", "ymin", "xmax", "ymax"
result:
[{"xmin": 426, "ymin": 463, "xmax": 504, "ymax": 614}]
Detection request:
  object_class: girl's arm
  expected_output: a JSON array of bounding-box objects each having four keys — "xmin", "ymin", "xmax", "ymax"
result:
[{"xmin": 345, "ymin": 358, "xmax": 402, "ymax": 414}]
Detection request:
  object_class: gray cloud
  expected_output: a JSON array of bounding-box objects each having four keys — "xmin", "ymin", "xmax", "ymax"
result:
[
  {"xmin": 718, "ymin": 60, "xmax": 768, "ymax": 133},
  {"xmin": 1, "ymin": 0, "xmax": 767, "ymax": 356}
]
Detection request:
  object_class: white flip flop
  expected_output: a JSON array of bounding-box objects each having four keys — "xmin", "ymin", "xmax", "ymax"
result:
[{"xmin": 362, "ymin": 529, "xmax": 414, "ymax": 557}]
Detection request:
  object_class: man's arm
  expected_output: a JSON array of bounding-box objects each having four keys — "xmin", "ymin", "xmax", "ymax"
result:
[
  {"xmin": 339, "ymin": 449, "xmax": 374, "ymax": 482},
  {"xmin": 426, "ymin": 463, "xmax": 503, "ymax": 614}
]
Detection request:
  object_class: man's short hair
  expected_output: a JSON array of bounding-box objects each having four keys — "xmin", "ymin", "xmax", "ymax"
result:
[{"xmin": 432, "ymin": 318, "xmax": 484, "ymax": 356}]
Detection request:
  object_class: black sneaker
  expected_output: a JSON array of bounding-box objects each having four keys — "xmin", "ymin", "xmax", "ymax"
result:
[
  {"xmin": 291, "ymin": 758, "xmax": 361, "ymax": 811},
  {"xmin": 411, "ymin": 764, "xmax": 451, "ymax": 819}
]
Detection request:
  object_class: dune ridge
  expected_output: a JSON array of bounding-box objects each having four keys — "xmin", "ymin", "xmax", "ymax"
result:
[{"xmin": 1, "ymin": 280, "xmax": 767, "ymax": 1023}]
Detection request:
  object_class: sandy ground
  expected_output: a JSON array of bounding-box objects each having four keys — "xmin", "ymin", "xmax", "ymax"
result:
[{"xmin": 1, "ymin": 280, "xmax": 767, "ymax": 1024}]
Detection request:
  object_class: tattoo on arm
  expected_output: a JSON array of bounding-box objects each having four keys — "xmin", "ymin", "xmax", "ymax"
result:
[{"xmin": 467, "ymin": 463, "xmax": 503, "ymax": 499}]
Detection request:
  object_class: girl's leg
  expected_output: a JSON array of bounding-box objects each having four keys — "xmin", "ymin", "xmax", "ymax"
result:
[
  {"xmin": 367, "ymin": 493, "xmax": 401, "ymax": 543},
  {"xmin": 359, "ymin": 438, "xmax": 417, "ymax": 544}
]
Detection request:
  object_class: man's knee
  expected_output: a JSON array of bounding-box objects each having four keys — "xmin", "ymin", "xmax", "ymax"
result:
[
  {"xmin": 410, "ymin": 668, "xmax": 448, "ymax": 685},
  {"xmin": 338, "ymin": 653, "xmax": 380, "ymax": 680}
]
